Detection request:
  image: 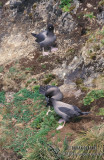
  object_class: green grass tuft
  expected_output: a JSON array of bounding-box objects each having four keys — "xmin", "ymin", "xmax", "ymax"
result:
[
  {"xmin": 97, "ymin": 108, "xmax": 104, "ymax": 116},
  {"xmin": 9, "ymin": 67, "xmax": 16, "ymax": 73},
  {"xmin": 0, "ymin": 66, "xmax": 4, "ymax": 73},
  {"xmin": 0, "ymin": 91, "xmax": 5, "ymax": 104},
  {"xmin": 60, "ymin": 0, "xmax": 73, "ymax": 12},
  {"xmin": 83, "ymin": 90, "xmax": 104, "ymax": 105},
  {"xmin": 84, "ymin": 12, "xmax": 96, "ymax": 19}
]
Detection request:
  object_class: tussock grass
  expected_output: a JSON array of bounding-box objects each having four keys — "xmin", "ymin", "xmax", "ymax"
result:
[
  {"xmin": 70, "ymin": 124, "xmax": 104, "ymax": 160},
  {"xmin": 22, "ymin": 140, "xmax": 61, "ymax": 160}
]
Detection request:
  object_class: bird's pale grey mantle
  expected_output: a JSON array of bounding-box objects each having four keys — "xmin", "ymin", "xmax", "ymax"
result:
[{"xmin": 31, "ymin": 24, "xmax": 57, "ymax": 56}]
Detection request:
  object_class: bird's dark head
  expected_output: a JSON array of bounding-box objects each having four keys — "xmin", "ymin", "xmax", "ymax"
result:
[
  {"xmin": 46, "ymin": 96, "xmax": 54, "ymax": 107},
  {"xmin": 46, "ymin": 97, "xmax": 50, "ymax": 107},
  {"xmin": 47, "ymin": 24, "xmax": 54, "ymax": 32}
]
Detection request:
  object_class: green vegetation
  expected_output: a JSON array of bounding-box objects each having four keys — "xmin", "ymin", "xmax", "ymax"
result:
[
  {"xmin": 98, "ymin": 28, "xmax": 104, "ymax": 36},
  {"xmin": 75, "ymin": 78, "xmax": 83, "ymax": 86},
  {"xmin": 22, "ymin": 140, "xmax": 64, "ymax": 160},
  {"xmin": 51, "ymin": 81, "xmax": 58, "ymax": 86},
  {"xmin": 25, "ymin": 67, "xmax": 32, "ymax": 71},
  {"xmin": 75, "ymin": 78, "xmax": 89, "ymax": 92},
  {"xmin": 44, "ymin": 74, "xmax": 56, "ymax": 84},
  {"xmin": 84, "ymin": 12, "xmax": 96, "ymax": 19},
  {"xmin": 60, "ymin": 0, "xmax": 73, "ymax": 12},
  {"xmin": 0, "ymin": 66, "xmax": 4, "ymax": 73},
  {"xmin": 99, "ymin": 0, "xmax": 104, "ymax": 6},
  {"xmin": 63, "ymin": 137, "xmax": 69, "ymax": 151},
  {"xmin": 0, "ymin": 91, "xmax": 5, "ymax": 103},
  {"xmin": 0, "ymin": 1, "xmax": 2, "ymax": 6},
  {"xmin": 101, "ymin": 39, "xmax": 104, "ymax": 45},
  {"xmin": 9, "ymin": 67, "xmax": 16, "ymax": 73},
  {"xmin": 83, "ymin": 90, "xmax": 104, "ymax": 105},
  {"xmin": 29, "ymin": 12, "xmax": 33, "ymax": 19},
  {"xmin": 0, "ymin": 86, "xmax": 62, "ymax": 159},
  {"xmin": 41, "ymin": 64, "xmax": 46, "ymax": 69},
  {"xmin": 27, "ymin": 78, "xmax": 36, "ymax": 84},
  {"xmin": 97, "ymin": 108, "xmax": 104, "ymax": 116}
]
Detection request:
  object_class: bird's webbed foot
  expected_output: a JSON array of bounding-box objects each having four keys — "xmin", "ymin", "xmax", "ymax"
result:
[
  {"xmin": 56, "ymin": 120, "xmax": 66, "ymax": 130},
  {"xmin": 42, "ymin": 48, "xmax": 49, "ymax": 56},
  {"xmin": 51, "ymin": 47, "xmax": 58, "ymax": 53}
]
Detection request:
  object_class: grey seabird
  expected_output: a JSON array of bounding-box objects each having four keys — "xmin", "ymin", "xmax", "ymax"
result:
[
  {"xmin": 39, "ymin": 85, "xmax": 63, "ymax": 115},
  {"xmin": 48, "ymin": 98, "xmax": 90, "ymax": 130},
  {"xmin": 31, "ymin": 24, "xmax": 57, "ymax": 56}
]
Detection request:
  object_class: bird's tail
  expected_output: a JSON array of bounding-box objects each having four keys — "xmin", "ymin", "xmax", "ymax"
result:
[
  {"xmin": 82, "ymin": 112, "xmax": 90, "ymax": 115},
  {"xmin": 39, "ymin": 85, "xmax": 53, "ymax": 95},
  {"xmin": 31, "ymin": 33, "xmax": 37, "ymax": 37}
]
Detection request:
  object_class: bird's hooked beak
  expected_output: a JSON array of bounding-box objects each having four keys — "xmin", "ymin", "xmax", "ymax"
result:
[{"xmin": 46, "ymin": 97, "xmax": 50, "ymax": 107}]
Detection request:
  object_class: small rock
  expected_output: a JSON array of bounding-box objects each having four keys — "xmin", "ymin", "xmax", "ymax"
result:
[
  {"xmin": 87, "ymin": 3, "xmax": 92, "ymax": 8},
  {"xmin": 4, "ymin": 1, "xmax": 10, "ymax": 7},
  {"xmin": 5, "ymin": 92, "xmax": 15, "ymax": 103},
  {"xmin": 74, "ymin": 89, "xmax": 82, "ymax": 99},
  {"xmin": 59, "ymin": 83, "xmax": 77, "ymax": 98}
]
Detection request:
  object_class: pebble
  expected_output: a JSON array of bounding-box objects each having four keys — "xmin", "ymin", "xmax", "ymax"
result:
[{"xmin": 87, "ymin": 3, "xmax": 92, "ymax": 8}]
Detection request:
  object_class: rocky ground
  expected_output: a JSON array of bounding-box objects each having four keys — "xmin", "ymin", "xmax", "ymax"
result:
[{"xmin": 0, "ymin": 0, "xmax": 104, "ymax": 159}]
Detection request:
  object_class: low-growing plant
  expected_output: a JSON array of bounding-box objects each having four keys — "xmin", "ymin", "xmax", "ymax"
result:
[
  {"xmin": 51, "ymin": 81, "xmax": 58, "ymax": 86},
  {"xmin": 41, "ymin": 64, "xmax": 46, "ymax": 69},
  {"xmin": 63, "ymin": 137, "xmax": 69, "ymax": 151},
  {"xmin": 97, "ymin": 108, "xmax": 104, "ymax": 116},
  {"xmin": 83, "ymin": 90, "xmax": 104, "ymax": 105},
  {"xmin": 0, "ymin": 66, "xmax": 4, "ymax": 73},
  {"xmin": 27, "ymin": 78, "xmax": 36, "ymax": 84},
  {"xmin": 99, "ymin": 0, "xmax": 104, "ymax": 6},
  {"xmin": 59, "ymin": 0, "xmax": 73, "ymax": 12},
  {"xmin": 44, "ymin": 74, "xmax": 56, "ymax": 84},
  {"xmin": 25, "ymin": 67, "xmax": 32, "ymax": 71},
  {"xmin": 0, "ymin": 91, "xmax": 5, "ymax": 104},
  {"xmin": 84, "ymin": 12, "xmax": 96, "ymax": 19},
  {"xmin": 101, "ymin": 39, "xmax": 104, "ymax": 45},
  {"xmin": 0, "ymin": 1, "xmax": 3, "ymax": 6}
]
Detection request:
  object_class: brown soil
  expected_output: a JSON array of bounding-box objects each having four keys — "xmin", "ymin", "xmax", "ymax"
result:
[
  {"xmin": 19, "ymin": 52, "xmax": 65, "ymax": 75},
  {"xmin": 0, "ymin": 0, "xmax": 8, "ymax": 5},
  {"xmin": 0, "ymin": 149, "xmax": 22, "ymax": 160}
]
